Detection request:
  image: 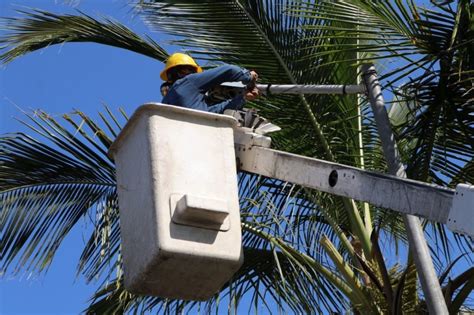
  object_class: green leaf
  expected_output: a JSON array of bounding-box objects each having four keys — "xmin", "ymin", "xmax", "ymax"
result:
[{"xmin": 0, "ymin": 9, "xmax": 169, "ymax": 64}]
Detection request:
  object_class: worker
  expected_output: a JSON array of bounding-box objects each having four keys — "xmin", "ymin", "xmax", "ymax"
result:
[{"xmin": 161, "ymin": 53, "xmax": 259, "ymax": 113}]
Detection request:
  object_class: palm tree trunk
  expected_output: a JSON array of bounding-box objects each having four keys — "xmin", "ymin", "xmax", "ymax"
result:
[{"xmin": 361, "ymin": 64, "xmax": 448, "ymax": 314}]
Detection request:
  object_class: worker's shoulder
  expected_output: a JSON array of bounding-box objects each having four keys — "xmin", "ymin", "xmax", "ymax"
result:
[{"xmin": 199, "ymin": 64, "xmax": 244, "ymax": 75}]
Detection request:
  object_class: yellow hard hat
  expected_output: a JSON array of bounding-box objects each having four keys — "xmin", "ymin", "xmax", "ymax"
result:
[{"xmin": 160, "ymin": 53, "xmax": 202, "ymax": 81}]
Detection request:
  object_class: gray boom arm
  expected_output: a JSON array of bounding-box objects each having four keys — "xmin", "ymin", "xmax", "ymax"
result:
[{"xmin": 234, "ymin": 131, "xmax": 474, "ymax": 237}]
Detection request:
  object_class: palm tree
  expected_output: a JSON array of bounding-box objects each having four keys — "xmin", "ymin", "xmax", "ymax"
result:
[{"xmin": 1, "ymin": 1, "xmax": 473, "ymax": 313}]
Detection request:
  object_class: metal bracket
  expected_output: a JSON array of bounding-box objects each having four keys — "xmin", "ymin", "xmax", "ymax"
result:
[
  {"xmin": 234, "ymin": 128, "xmax": 271, "ymax": 170},
  {"xmin": 447, "ymin": 184, "xmax": 474, "ymax": 236}
]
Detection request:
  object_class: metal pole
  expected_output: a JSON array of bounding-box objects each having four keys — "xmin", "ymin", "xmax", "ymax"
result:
[
  {"xmin": 256, "ymin": 84, "xmax": 365, "ymax": 95},
  {"xmin": 361, "ymin": 64, "xmax": 448, "ymax": 314}
]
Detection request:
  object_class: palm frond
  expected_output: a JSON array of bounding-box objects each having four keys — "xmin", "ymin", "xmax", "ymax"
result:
[
  {"xmin": 0, "ymin": 107, "xmax": 128, "ymax": 280},
  {"xmin": 291, "ymin": 0, "xmax": 473, "ymax": 182},
  {"xmin": 0, "ymin": 9, "xmax": 169, "ymax": 64}
]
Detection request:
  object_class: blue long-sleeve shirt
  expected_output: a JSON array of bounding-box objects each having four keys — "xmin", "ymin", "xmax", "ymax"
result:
[{"xmin": 162, "ymin": 64, "xmax": 253, "ymax": 113}]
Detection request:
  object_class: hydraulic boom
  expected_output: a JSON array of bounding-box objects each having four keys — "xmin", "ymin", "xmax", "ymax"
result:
[{"xmin": 234, "ymin": 128, "xmax": 474, "ymax": 238}]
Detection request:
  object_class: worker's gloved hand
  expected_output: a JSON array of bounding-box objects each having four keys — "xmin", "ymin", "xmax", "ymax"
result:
[
  {"xmin": 245, "ymin": 87, "xmax": 260, "ymax": 101},
  {"xmin": 249, "ymin": 70, "xmax": 258, "ymax": 82}
]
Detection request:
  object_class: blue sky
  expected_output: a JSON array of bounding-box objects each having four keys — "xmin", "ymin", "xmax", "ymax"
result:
[
  {"xmin": 0, "ymin": 1, "xmax": 170, "ymax": 314},
  {"xmin": 1, "ymin": 1, "xmax": 472, "ymax": 314}
]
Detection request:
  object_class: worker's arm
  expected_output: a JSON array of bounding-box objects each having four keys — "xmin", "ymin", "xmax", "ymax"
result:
[
  {"xmin": 189, "ymin": 65, "xmax": 253, "ymax": 91},
  {"xmin": 207, "ymin": 85, "xmax": 260, "ymax": 113},
  {"xmin": 207, "ymin": 95, "xmax": 246, "ymax": 113}
]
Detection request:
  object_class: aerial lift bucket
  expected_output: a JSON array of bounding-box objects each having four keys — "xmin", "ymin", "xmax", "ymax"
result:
[{"xmin": 109, "ymin": 103, "xmax": 243, "ymax": 300}]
